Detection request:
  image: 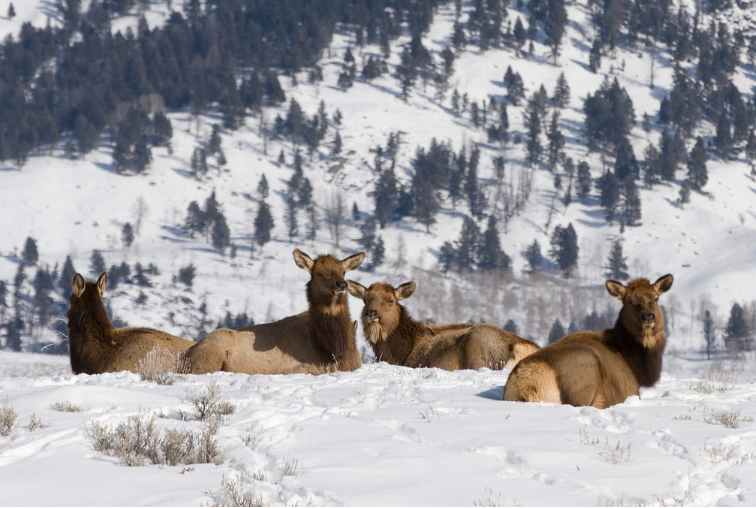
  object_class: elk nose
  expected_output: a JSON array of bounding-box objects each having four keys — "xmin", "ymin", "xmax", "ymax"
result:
[
  {"xmin": 336, "ymin": 280, "xmax": 347, "ymax": 291},
  {"xmin": 366, "ymin": 309, "xmax": 377, "ymax": 320},
  {"xmin": 641, "ymin": 312, "xmax": 655, "ymax": 323}
]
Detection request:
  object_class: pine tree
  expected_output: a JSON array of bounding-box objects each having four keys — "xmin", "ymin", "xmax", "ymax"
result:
[
  {"xmin": 503, "ymin": 319, "xmax": 519, "ymax": 335},
  {"xmin": 90, "ymin": 250, "xmax": 106, "ymax": 276},
  {"xmin": 456, "ymin": 217, "xmax": 480, "ymax": 272},
  {"xmin": 8, "ymin": 3, "xmax": 16, "ymax": 19},
  {"xmin": 305, "ymin": 204, "xmax": 320, "ymax": 242},
  {"xmin": 747, "ymin": 130, "xmax": 756, "ymax": 166},
  {"xmin": 605, "ymin": 239, "xmax": 629, "ymax": 281},
  {"xmin": 524, "ymin": 96, "xmax": 542, "ymax": 166},
  {"xmin": 678, "ymin": 181, "xmax": 691, "ymax": 208},
  {"xmin": 714, "ymin": 111, "xmax": 732, "ymax": 160},
  {"xmin": 257, "ymin": 174, "xmax": 269, "ymax": 200},
  {"xmin": 547, "ymin": 319, "xmax": 566, "ymax": 344},
  {"xmin": 687, "ymin": 137, "xmax": 708, "ymax": 191},
  {"xmin": 525, "ymin": 239, "xmax": 542, "ymax": 273},
  {"xmin": 254, "ymin": 200, "xmax": 274, "ymax": 246},
  {"xmin": 513, "ymin": 17, "xmax": 527, "ymax": 51},
  {"xmin": 397, "ymin": 47, "xmax": 417, "ymax": 102},
  {"xmin": 703, "ymin": 310, "xmax": 715, "ymax": 360},
  {"xmin": 725, "ymin": 303, "xmax": 751, "ymax": 352},
  {"xmin": 620, "ymin": 175, "xmax": 642, "ymax": 226},
  {"xmin": 576, "ymin": 161, "xmax": 592, "ymax": 203},
  {"xmin": 183, "ymin": 201, "xmax": 205, "ymax": 238},
  {"xmin": 478, "ymin": 216, "xmax": 510, "ymax": 271},
  {"xmin": 544, "ymin": 0, "xmax": 567, "ymax": 63},
  {"xmin": 352, "ymin": 203, "xmax": 360, "ymax": 223},
  {"xmin": 465, "ymin": 154, "xmax": 485, "ymax": 219},
  {"xmin": 122, "ymin": 223, "xmax": 135, "ymax": 247},
  {"xmin": 553, "ymin": 72, "xmax": 570, "ymax": 109},
  {"xmin": 133, "ymin": 140, "xmax": 151, "ymax": 173},
  {"xmin": 412, "ymin": 169, "xmax": 438, "ymax": 232},
  {"xmin": 178, "ymin": 264, "xmax": 196, "ymax": 289},
  {"xmin": 208, "ymin": 125, "xmax": 222, "ymax": 155},
  {"xmin": 550, "ymin": 224, "xmax": 579, "ymax": 277},
  {"xmin": 284, "ymin": 196, "xmax": 298, "ymax": 240},
  {"xmin": 59, "ymin": 255, "xmax": 76, "ymax": 297},
  {"xmin": 22, "ymin": 237, "xmax": 39, "ymax": 266},
  {"xmin": 546, "ymin": 111, "xmax": 564, "ymax": 169},
  {"xmin": 589, "ymin": 39, "xmax": 602, "ymax": 73},
  {"xmin": 332, "ymin": 131, "xmax": 342, "ymax": 156},
  {"xmin": 298, "ymin": 178, "xmax": 313, "ymax": 208},
  {"xmin": 372, "ymin": 236, "xmax": 386, "ymax": 270},
  {"xmin": 375, "ymin": 165, "xmax": 398, "ymax": 228},
  {"xmin": 598, "ymin": 172, "xmax": 620, "ymax": 224},
  {"xmin": 211, "ymin": 213, "xmax": 231, "ymax": 254}
]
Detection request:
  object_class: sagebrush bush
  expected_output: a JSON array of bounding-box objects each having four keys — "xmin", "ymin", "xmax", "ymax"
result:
[
  {"xmin": 185, "ymin": 382, "xmax": 235, "ymax": 421},
  {"xmin": 138, "ymin": 348, "xmax": 190, "ymax": 385},
  {"xmin": 1, "ymin": 405, "xmax": 18, "ymax": 436},
  {"xmin": 209, "ymin": 473, "xmax": 264, "ymax": 507}
]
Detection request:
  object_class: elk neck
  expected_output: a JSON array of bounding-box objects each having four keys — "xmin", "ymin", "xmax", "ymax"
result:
[
  {"xmin": 306, "ymin": 286, "xmax": 355, "ymax": 360},
  {"xmin": 371, "ymin": 305, "xmax": 427, "ymax": 366},
  {"xmin": 605, "ymin": 317, "xmax": 666, "ymax": 388}
]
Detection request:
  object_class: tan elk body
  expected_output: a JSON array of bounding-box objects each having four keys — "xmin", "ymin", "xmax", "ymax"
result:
[
  {"xmin": 186, "ymin": 250, "xmax": 364, "ymax": 375},
  {"xmin": 347, "ymin": 280, "xmax": 539, "ymax": 371},
  {"xmin": 503, "ymin": 274, "xmax": 673, "ymax": 408},
  {"xmin": 67, "ymin": 273, "xmax": 194, "ymax": 375}
]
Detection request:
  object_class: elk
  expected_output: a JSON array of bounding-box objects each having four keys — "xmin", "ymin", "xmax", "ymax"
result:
[
  {"xmin": 67, "ymin": 273, "xmax": 194, "ymax": 375},
  {"xmin": 503, "ymin": 274, "xmax": 674, "ymax": 408},
  {"xmin": 347, "ymin": 280, "xmax": 539, "ymax": 371},
  {"xmin": 186, "ymin": 249, "xmax": 365, "ymax": 375}
]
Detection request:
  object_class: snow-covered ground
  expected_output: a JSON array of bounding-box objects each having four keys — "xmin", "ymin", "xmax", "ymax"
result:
[{"xmin": 1, "ymin": 351, "xmax": 756, "ymax": 506}]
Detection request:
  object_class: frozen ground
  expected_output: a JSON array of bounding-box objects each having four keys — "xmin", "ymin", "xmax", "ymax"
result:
[{"xmin": 2, "ymin": 352, "xmax": 756, "ymax": 506}]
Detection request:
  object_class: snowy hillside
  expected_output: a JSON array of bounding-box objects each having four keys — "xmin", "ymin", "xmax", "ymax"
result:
[{"xmin": 2, "ymin": 352, "xmax": 756, "ymax": 506}]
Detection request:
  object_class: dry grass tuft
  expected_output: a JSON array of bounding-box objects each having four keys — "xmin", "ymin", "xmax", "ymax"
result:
[
  {"xmin": 49, "ymin": 401, "xmax": 83, "ymax": 412},
  {"xmin": 602, "ymin": 440, "xmax": 631, "ymax": 464},
  {"xmin": 27, "ymin": 413, "xmax": 46, "ymax": 432},
  {"xmin": 209, "ymin": 473, "xmax": 265, "ymax": 507},
  {"xmin": 703, "ymin": 411, "xmax": 753, "ymax": 429},
  {"xmin": 281, "ymin": 458, "xmax": 302, "ymax": 477},
  {"xmin": 690, "ymin": 369, "xmax": 737, "ymax": 394},
  {"xmin": 138, "ymin": 348, "xmax": 190, "ymax": 385},
  {"xmin": 473, "ymin": 488, "xmax": 520, "ymax": 507},
  {"xmin": 579, "ymin": 426, "xmax": 600, "ymax": 445}
]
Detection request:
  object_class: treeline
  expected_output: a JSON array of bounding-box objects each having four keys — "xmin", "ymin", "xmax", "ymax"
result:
[{"xmin": 0, "ymin": 0, "xmax": 447, "ymax": 166}]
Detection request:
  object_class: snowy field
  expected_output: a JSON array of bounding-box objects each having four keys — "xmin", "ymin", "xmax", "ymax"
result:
[{"xmin": 2, "ymin": 352, "xmax": 756, "ymax": 506}]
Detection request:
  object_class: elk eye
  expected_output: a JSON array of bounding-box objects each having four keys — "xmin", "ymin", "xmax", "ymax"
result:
[{"xmin": 654, "ymin": 297, "xmax": 659, "ymax": 303}]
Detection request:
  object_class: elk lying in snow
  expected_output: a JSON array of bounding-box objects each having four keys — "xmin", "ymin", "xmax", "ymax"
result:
[
  {"xmin": 503, "ymin": 274, "xmax": 674, "ymax": 408},
  {"xmin": 347, "ymin": 280, "xmax": 539, "ymax": 371},
  {"xmin": 67, "ymin": 273, "xmax": 194, "ymax": 375},
  {"xmin": 186, "ymin": 249, "xmax": 365, "ymax": 375}
]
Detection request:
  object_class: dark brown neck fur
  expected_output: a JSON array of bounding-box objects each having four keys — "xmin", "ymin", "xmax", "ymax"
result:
[
  {"xmin": 67, "ymin": 283, "xmax": 116, "ymax": 375},
  {"xmin": 604, "ymin": 318, "xmax": 666, "ymax": 388},
  {"xmin": 370, "ymin": 305, "xmax": 428, "ymax": 366},
  {"xmin": 306, "ymin": 283, "xmax": 359, "ymax": 370}
]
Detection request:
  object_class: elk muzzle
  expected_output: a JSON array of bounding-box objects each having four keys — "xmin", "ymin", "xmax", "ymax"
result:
[
  {"xmin": 336, "ymin": 280, "xmax": 347, "ymax": 292},
  {"xmin": 365, "ymin": 309, "xmax": 378, "ymax": 321},
  {"xmin": 641, "ymin": 312, "xmax": 655, "ymax": 324}
]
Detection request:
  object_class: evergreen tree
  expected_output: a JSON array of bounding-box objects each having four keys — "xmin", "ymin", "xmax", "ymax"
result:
[
  {"xmin": 153, "ymin": 112, "xmax": 172, "ymax": 146},
  {"xmin": 412, "ymin": 169, "xmax": 438, "ymax": 232},
  {"xmin": 6, "ymin": 319, "xmax": 21, "ymax": 352},
  {"xmin": 305, "ymin": 205, "xmax": 320, "ymax": 242},
  {"xmin": 332, "ymin": 131, "xmax": 342, "ymax": 156},
  {"xmin": 525, "ymin": 239, "xmax": 542, "ymax": 273},
  {"xmin": 298, "ymin": 178, "xmax": 313, "ymax": 208},
  {"xmin": 576, "ymin": 161, "xmax": 592, "ymax": 203},
  {"xmin": 725, "ymin": 303, "xmax": 751, "ymax": 352},
  {"xmin": 59, "ymin": 255, "xmax": 76, "ymax": 297},
  {"xmin": 703, "ymin": 310, "xmax": 716, "ymax": 360},
  {"xmin": 112, "ymin": 136, "xmax": 132, "ymax": 174},
  {"xmin": 544, "ymin": 0, "xmax": 567, "ymax": 63},
  {"xmin": 714, "ymin": 111, "xmax": 732, "ymax": 160},
  {"xmin": 598, "ymin": 171, "xmax": 620, "ymax": 224},
  {"xmin": 371, "ymin": 236, "xmax": 385, "ymax": 270},
  {"xmin": 22, "ymin": 237, "xmax": 39, "ymax": 266},
  {"xmin": 359, "ymin": 217, "xmax": 377, "ymax": 253},
  {"xmin": 553, "ymin": 72, "xmax": 570, "ymax": 108},
  {"xmin": 178, "ymin": 264, "xmax": 196, "ymax": 289},
  {"xmin": 456, "ymin": 217, "xmax": 480, "ymax": 272},
  {"xmin": 546, "ymin": 111, "xmax": 564, "ymax": 169},
  {"xmin": 254, "ymin": 200, "xmax": 274, "ymax": 247},
  {"xmin": 133, "ymin": 140, "xmax": 151, "ymax": 173},
  {"xmin": 397, "ymin": 47, "xmax": 417, "ymax": 102},
  {"xmin": 465, "ymin": 153, "xmax": 485, "ymax": 219},
  {"xmin": 183, "ymin": 201, "xmax": 205, "ymax": 238},
  {"xmin": 687, "ymin": 137, "xmax": 708, "ymax": 191},
  {"xmin": 550, "ymin": 223, "xmax": 579, "ymax": 277},
  {"xmin": 614, "ymin": 137, "xmax": 638, "ymax": 181},
  {"xmin": 620, "ymin": 175, "xmax": 642, "ymax": 226},
  {"xmin": 211, "ymin": 213, "xmax": 231, "ymax": 254},
  {"xmin": 352, "ymin": 202, "xmax": 360, "ymax": 223},
  {"xmin": 503, "ymin": 319, "xmax": 519, "ymax": 335},
  {"xmin": 90, "ymin": 250, "xmax": 106, "ymax": 276},
  {"xmin": 122, "ymin": 223, "xmax": 134, "ymax": 247},
  {"xmin": 8, "ymin": 3, "xmax": 15, "ymax": 19},
  {"xmin": 605, "ymin": 239, "xmax": 629, "ymax": 281},
  {"xmin": 513, "ymin": 17, "xmax": 527, "ymax": 51},
  {"xmin": 678, "ymin": 181, "xmax": 691, "ymax": 208},
  {"xmin": 208, "ymin": 125, "xmax": 222, "ymax": 155},
  {"xmin": 747, "ymin": 130, "xmax": 756, "ymax": 166},
  {"xmin": 284, "ymin": 196, "xmax": 298, "ymax": 240},
  {"xmin": 478, "ymin": 216, "xmax": 510, "ymax": 271},
  {"xmin": 190, "ymin": 148, "xmax": 208, "ymax": 178},
  {"xmin": 547, "ymin": 319, "xmax": 566, "ymax": 344},
  {"xmin": 643, "ymin": 144, "xmax": 661, "ymax": 188},
  {"xmin": 257, "ymin": 174, "xmax": 269, "ymax": 200},
  {"xmin": 375, "ymin": 165, "xmax": 398, "ymax": 228},
  {"xmin": 524, "ymin": 96, "xmax": 542, "ymax": 166},
  {"xmin": 589, "ymin": 39, "xmax": 602, "ymax": 73}
]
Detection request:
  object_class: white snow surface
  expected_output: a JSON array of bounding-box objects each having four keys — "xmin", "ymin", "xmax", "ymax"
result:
[{"xmin": 1, "ymin": 352, "xmax": 756, "ymax": 507}]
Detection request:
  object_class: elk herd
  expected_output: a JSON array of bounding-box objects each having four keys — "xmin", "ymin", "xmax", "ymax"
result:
[{"xmin": 66, "ymin": 248, "xmax": 674, "ymax": 409}]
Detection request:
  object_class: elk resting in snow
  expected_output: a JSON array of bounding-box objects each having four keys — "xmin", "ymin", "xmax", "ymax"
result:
[
  {"xmin": 503, "ymin": 274, "xmax": 674, "ymax": 408},
  {"xmin": 347, "ymin": 280, "xmax": 539, "ymax": 371},
  {"xmin": 186, "ymin": 249, "xmax": 365, "ymax": 375},
  {"xmin": 67, "ymin": 272, "xmax": 194, "ymax": 375}
]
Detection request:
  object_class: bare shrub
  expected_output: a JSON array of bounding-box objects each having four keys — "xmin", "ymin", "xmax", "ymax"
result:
[
  {"xmin": 85, "ymin": 412, "xmax": 224, "ymax": 467},
  {"xmin": 49, "ymin": 401, "xmax": 83, "ymax": 412},
  {"xmin": 690, "ymin": 369, "xmax": 737, "ymax": 394},
  {"xmin": 27, "ymin": 413, "xmax": 46, "ymax": 432},
  {"xmin": 1, "ymin": 405, "xmax": 18, "ymax": 436},
  {"xmin": 138, "ymin": 348, "xmax": 190, "ymax": 385},
  {"xmin": 579, "ymin": 426, "xmax": 600, "ymax": 445},
  {"xmin": 209, "ymin": 473, "xmax": 264, "ymax": 507},
  {"xmin": 185, "ymin": 382, "xmax": 235, "ymax": 421},
  {"xmin": 702, "ymin": 444, "xmax": 755, "ymax": 465},
  {"xmin": 474, "ymin": 488, "xmax": 519, "ymax": 507},
  {"xmin": 602, "ymin": 440, "xmax": 631, "ymax": 464},
  {"xmin": 704, "ymin": 411, "xmax": 753, "ymax": 429}
]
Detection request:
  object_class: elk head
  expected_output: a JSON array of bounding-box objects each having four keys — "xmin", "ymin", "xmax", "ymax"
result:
[
  {"xmin": 606, "ymin": 274, "xmax": 673, "ymax": 347},
  {"xmin": 293, "ymin": 249, "xmax": 365, "ymax": 304},
  {"xmin": 347, "ymin": 280, "xmax": 416, "ymax": 343},
  {"xmin": 70, "ymin": 272, "xmax": 107, "ymax": 303}
]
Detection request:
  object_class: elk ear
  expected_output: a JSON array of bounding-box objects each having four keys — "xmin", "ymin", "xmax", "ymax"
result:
[
  {"xmin": 395, "ymin": 281, "xmax": 416, "ymax": 301},
  {"xmin": 96, "ymin": 272, "xmax": 108, "ymax": 297},
  {"xmin": 341, "ymin": 252, "xmax": 365, "ymax": 271},
  {"xmin": 72, "ymin": 273, "xmax": 85, "ymax": 298},
  {"xmin": 605, "ymin": 280, "xmax": 626, "ymax": 300},
  {"xmin": 653, "ymin": 274, "xmax": 674, "ymax": 294},
  {"xmin": 346, "ymin": 280, "xmax": 366, "ymax": 300},
  {"xmin": 352, "ymin": 320, "xmax": 358, "ymax": 333},
  {"xmin": 293, "ymin": 249, "xmax": 314, "ymax": 273}
]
